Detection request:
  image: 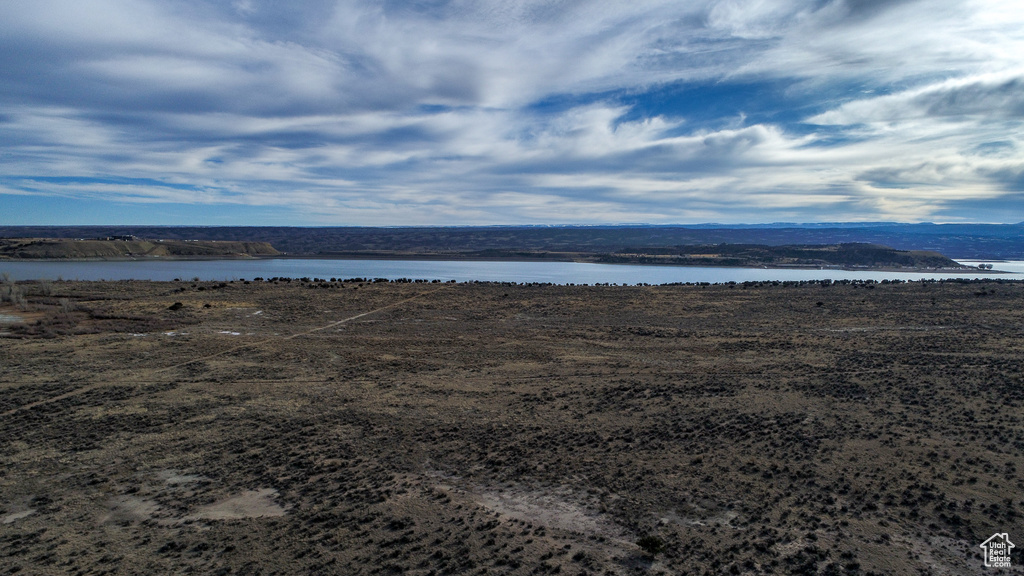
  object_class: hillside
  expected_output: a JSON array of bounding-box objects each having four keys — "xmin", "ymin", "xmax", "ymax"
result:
[
  {"xmin": 0, "ymin": 236, "xmax": 972, "ymax": 270},
  {"xmin": 1, "ymin": 223, "xmax": 1022, "ymax": 259},
  {"xmin": 0, "ymin": 238, "xmax": 279, "ymax": 260},
  {"xmin": 601, "ymin": 243, "xmax": 965, "ymax": 269}
]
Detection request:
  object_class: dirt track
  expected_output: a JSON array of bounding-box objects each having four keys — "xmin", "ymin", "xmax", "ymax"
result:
[{"xmin": 1, "ymin": 278, "xmax": 1022, "ymax": 575}]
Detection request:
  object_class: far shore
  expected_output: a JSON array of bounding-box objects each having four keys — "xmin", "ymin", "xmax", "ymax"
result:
[{"xmin": 0, "ymin": 252, "xmax": 1011, "ymax": 274}]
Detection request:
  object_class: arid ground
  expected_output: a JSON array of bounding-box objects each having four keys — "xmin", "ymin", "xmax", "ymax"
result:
[{"xmin": 1, "ymin": 278, "xmax": 1022, "ymax": 575}]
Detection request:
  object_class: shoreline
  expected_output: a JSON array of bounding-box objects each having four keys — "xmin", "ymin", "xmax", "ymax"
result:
[{"xmin": 0, "ymin": 253, "xmax": 1010, "ymax": 274}]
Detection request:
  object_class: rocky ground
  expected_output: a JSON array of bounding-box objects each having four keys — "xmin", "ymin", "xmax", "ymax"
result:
[{"xmin": 1, "ymin": 278, "xmax": 1022, "ymax": 575}]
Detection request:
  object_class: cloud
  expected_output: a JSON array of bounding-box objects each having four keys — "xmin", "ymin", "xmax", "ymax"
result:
[
  {"xmin": 810, "ymin": 71, "xmax": 1024, "ymax": 124},
  {"xmin": 1, "ymin": 0, "xmax": 1023, "ymax": 224},
  {"xmin": 803, "ymin": 70, "xmax": 1024, "ymax": 208}
]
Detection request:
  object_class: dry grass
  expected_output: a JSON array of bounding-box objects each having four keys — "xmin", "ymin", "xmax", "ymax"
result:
[{"xmin": 1, "ymin": 278, "xmax": 1022, "ymax": 575}]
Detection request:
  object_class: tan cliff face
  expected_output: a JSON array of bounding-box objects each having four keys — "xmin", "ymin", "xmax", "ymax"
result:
[{"xmin": 0, "ymin": 238, "xmax": 280, "ymax": 259}]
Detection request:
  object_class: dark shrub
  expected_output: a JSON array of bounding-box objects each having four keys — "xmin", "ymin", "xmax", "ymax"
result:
[{"xmin": 636, "ymin": 534, "xmax": 665, "ymax": 556}]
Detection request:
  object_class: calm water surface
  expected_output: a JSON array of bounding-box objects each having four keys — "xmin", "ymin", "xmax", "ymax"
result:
[{"xmin": 1, "ymin": 258, "xmax": 1021, "ymax": 284}]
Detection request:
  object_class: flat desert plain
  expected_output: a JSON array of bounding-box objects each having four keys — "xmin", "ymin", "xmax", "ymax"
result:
[{"xmin": 1, "ymin": 278, "xmax": 1022, "ymax": 575}]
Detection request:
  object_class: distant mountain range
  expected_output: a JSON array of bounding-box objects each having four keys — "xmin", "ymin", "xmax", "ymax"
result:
[{"xmin": 0, "ymin": 223, "xmax": 1021, "ymax": 259}]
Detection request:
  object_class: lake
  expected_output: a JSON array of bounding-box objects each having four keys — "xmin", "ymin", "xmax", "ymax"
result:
[{"xmin": 1, "ymin": 258, "xmax": 1021, "ymax": 284}]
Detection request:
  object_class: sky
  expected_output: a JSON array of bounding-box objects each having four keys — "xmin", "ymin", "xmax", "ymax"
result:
[{"xmin": 1, "ymin": 0, "xmax": 1023, "ymax": 226}]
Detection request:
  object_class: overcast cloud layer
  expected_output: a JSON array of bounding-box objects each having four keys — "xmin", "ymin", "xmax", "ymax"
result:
[{"xmin": 1, "ymin": 0, "xmax": 1022, "ymax": 225}]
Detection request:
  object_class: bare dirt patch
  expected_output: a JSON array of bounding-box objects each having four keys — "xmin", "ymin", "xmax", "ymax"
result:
[
  {"xmin": 189, "ymin": 489, "xmax": 289, "ymax": 520},
  {"xmin": 476, "ymin": 484, "xmax": 626, "ymax": 540},
  {"xmin": 1, "ymin": 509, "xmax": 36, "ymax": 525},
  {"xmin": 102, "ymin": 495, "xmax": 162, "ymax": 524}
]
